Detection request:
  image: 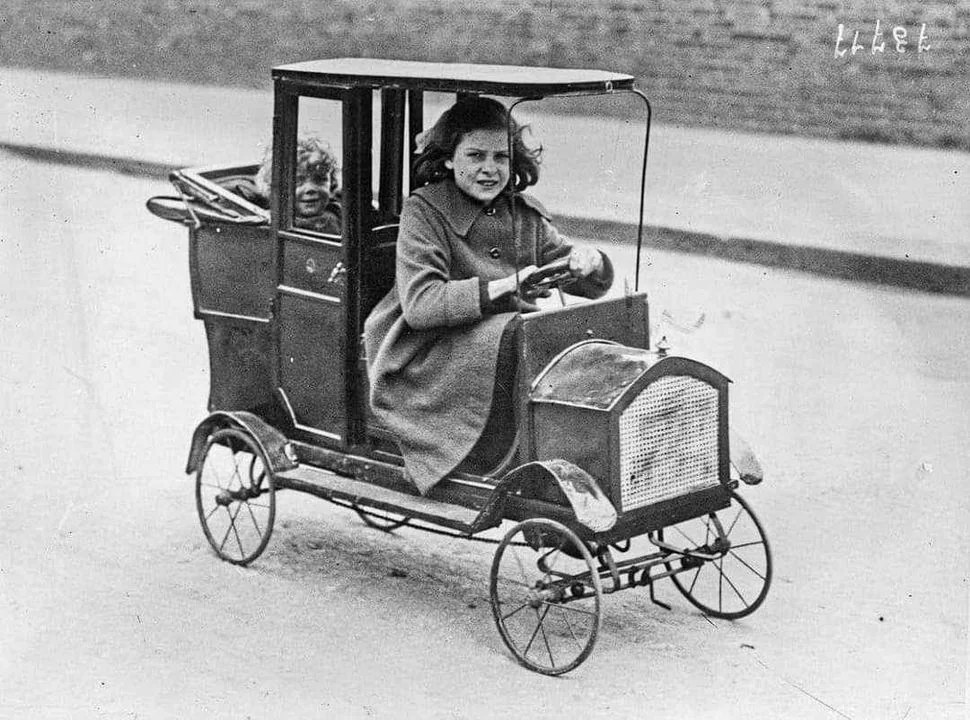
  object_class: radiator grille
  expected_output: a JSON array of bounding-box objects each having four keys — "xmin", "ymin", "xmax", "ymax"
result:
[{"xmin": 618, "ymin": 375, "xmax": 720, "ymax": 511}]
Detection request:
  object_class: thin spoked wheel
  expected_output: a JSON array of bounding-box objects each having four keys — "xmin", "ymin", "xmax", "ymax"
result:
[
  {"xmin": 659, "ymin": 491, "xmax": 771, "ymax": 619},
  {"xmin": 195, "ymin": 427, "xmax": 276, "ymax": 566},
  {"xmin": 354, "ymin": 507, "xmax": 410, "ymax": 532},
  {"xmin": 490, "ymin": 518, "xmax": 602, "ymax": 675}
]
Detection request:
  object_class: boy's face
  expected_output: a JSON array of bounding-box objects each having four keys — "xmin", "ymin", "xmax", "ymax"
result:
[
  {"xmin": 445, "ymin": 128, "xmax": 509, "ymax": 204},
  {"xmin": 294, "ymin": 165, "xmax": 332, "ymax": 218}
]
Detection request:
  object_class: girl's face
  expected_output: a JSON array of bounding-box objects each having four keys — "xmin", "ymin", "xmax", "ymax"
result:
[{"xmin": 445, "ymin": 128, "xmax": 510, "ymax": 204}]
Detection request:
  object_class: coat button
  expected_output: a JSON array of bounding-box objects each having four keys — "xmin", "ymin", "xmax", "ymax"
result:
[
  {"xmin": 484, "ymin": 206, "xmax": 496, "ymax": 216},
  {"xmin": 489, "ymin": 247, "xmax": 501, "ymax": 259}
]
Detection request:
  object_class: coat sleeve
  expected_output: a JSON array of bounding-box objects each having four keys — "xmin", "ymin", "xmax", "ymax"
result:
[
  {"xmin": 395, "ymin": 197, "xmax": 483, "ymax": 330},
  {"xmin": 535, "ymin": 217, "xmax": 614, "ymax": 299}
]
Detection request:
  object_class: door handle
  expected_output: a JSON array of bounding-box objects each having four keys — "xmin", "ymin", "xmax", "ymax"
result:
[{"xmin": 328, "ymin": 261, "xmax": 347, "ymax": 284}]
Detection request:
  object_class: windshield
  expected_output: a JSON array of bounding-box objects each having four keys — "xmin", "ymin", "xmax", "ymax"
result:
[{"xmin": 511, "ymin": 92, "xmax": 650, "ymax": 291}]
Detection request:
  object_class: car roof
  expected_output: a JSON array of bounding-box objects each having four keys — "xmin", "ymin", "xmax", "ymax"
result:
[{"xmin": 272, "ymin": 58, "xmax": 636, "ymax": 96}]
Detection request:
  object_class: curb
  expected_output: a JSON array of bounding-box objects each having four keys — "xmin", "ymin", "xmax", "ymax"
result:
[
  {"xmin": 558, "ymin": 216, "xmax": 970, "ymax": 299},
  {"xmin": 6, "ymin": 141, "xmax": 969, "ymax": 298}
]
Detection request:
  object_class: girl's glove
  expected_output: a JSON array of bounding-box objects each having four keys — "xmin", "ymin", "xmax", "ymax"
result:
[{"xmin": 568, "ymin": 247, "xmax": 603, "ymax": 278}]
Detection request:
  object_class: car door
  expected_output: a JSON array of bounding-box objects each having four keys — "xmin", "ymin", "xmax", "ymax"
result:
[{"xmin": 273, "ymin": 89, "xmax": 371, "ymax": 445}]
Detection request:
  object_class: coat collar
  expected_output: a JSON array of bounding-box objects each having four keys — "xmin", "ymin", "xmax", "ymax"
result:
[{"xmin": 412, "ymin": 180, "xmax": 551, "ymax": 237}]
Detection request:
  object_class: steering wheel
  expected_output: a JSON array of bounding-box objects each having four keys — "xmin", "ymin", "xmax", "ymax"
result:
[{"xmin": 519, "ymin": 257, "xmax": 573, "ymax": 297}]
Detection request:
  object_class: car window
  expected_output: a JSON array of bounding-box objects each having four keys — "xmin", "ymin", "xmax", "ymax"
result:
[{"xmin": 288, "ymin": 96, "xmax": 344, "ymax": 238}]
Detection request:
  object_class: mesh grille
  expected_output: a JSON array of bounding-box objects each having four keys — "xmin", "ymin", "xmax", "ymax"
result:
[{"xmin": 618, "ymin": 375, "xmax": 720, "ymax": 511}]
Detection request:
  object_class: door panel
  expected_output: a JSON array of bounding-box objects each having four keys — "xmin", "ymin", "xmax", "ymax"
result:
[
  {"xmin": 274, "ymin": 93, "xmax": 350, "ymax": 443},
  {"xmin": 280, "ymin": 234, "xmax": 345, "ymax": 297},
  {"xmin": 277, "ymin": 290, "xmax": 346, "ymax": 441}
]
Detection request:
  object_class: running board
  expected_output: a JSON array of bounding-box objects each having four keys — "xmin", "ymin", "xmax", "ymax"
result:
[{"xmin": 274, "ymin": 464, "xmax": 488, "ymax": 533}]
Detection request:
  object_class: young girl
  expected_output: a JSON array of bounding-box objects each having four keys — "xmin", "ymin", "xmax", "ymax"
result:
[{"xmin": 364, "ymin": 97, "xmax": 613, "ymax": 495}]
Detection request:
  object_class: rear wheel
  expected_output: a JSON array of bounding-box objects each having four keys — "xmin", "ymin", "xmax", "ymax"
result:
[
  {"xmin": 660, "ymin": 491, "xmax": 771, "ymax": 619},
  {"xmin": 195, "ymin": 427, "xmax": 276, "ymax": 566},
  {"xmin": 489, "ymin": 519, "xmax": 602, "ymax": 675}
]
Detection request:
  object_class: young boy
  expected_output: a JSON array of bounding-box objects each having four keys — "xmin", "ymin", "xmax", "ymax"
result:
[{"xmin": 251, "ymin": 136, "xmax": 342, "ymax": 235}]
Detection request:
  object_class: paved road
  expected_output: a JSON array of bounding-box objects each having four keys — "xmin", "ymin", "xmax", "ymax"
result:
[{"xmin": 1, "ymin": 151, "xmax": 967, "ymax": 719}]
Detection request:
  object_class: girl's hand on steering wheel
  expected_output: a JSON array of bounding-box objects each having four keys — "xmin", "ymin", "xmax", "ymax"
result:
[
  {"xmin": 487, "ymin": 265, "xmax": 539, "ymax": 302},
  {"xmin": 569, "ymin": 247, "xmax": 602, "ymax": 278}
]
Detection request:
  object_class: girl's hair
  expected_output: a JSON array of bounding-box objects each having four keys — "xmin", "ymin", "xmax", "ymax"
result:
[
  {"xmin": 412, "ymin": 96, "xmax": 541, "ymax": 192},
  {"xmin": 253, "ymin": 136, "xmax": 340, "ymax": 199}
]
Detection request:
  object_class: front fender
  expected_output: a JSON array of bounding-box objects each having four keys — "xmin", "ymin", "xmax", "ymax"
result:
[
  {"xmin": 730, "ymin": 430, "xmax": 764, "ymax": 485},
  {"xmin": 185, "ymin": 411, "xmax": 297, "ymax": 476},
  {"xmin": 502, "ymin": 460, "xmax": 617, "ymax": 532}
]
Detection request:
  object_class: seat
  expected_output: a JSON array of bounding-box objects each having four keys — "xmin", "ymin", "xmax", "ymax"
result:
[
  {"xmin": 360, "ymin": 223, "xmax": 400, "ymax": 446},
  {"xmin": 361, "ymin": 223, "xmax": 399, "ymax": 321}
]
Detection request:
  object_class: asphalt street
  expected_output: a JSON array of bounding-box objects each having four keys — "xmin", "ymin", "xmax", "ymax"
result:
[{"xmin": 0, "ymin": 151, "xmax": 967, "ymax": 719}]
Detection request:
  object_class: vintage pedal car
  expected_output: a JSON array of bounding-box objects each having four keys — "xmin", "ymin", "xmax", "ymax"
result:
[{"xmin": 147, "ymin": 58, "xmax": 771, "ymax": 675}]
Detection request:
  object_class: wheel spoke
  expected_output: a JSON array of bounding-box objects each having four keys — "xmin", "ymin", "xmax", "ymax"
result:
[
  {"xmin": 539, "ymin": 600, "xmax": 597, "ymax": 617},
  {"xmin": 231, "ymin": 513, "xmax": 246, "ymax": 557},
  {"xmin": 538, "ymin": 546, "xmax": 564, "ymax": 579},
  {"xmin": 523, "ymin": 606, "xmax": 548, "ymax": 658},
  {"xmin": 730, "ymin": 540, "xmax": 766, "ymax": 551},
  {"xmin": 557, "ymin": 606, "xmax": 584, "ymax": 649},
  {"xmin": 511, "ymin": 546, "xmax": 532, "ymax": 586},
  {"xmin": 672, "ymin": 524, "xmax": 701, "ymax": 548},
  {"xmin": 535, "ymin": 606, "xmax": 555, "ymax": 668},
  {"xmin": 229, "ymin": 457, "xmax": 243, "ymax": 490},
  {"xmin": 727, "ymin": 548, "xmax": 767, "ymax": 581},
  {"xmin": 500, "ymin": 601, "xmax": 531, "ymax": 622},
  {"xmin": 686, "ymin": 564, "xmax": 703, "ymax": 595},
  {"xmin": 225, "ymin": 502, "xmax": 244, "ymax": 553},
  {"xmin": 244, "ymin": 501, "xmax": 263, "ymax": 538},
  {"xmin": 716, "ymin": 558, "xmax": 750, "ymax": 607},
  {"xmin": 718, "ymin": 557, "xmax": 724, "ymax": 611},
  {"xmin": 724, "ymin": 505, "xmax": 744, "ymax": 537},
  {"xmin": 218, "ymin": 504, "xmax": 238, "ymax": 552}
]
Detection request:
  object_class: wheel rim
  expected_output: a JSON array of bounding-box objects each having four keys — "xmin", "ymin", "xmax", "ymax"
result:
[
  {"xmin": 195, "ymin": 427, "xmax": 276, "ymax": 566},
  {"xmin": 354, "ymin": 507, "xmax": 411, "ymax": 532},
  {"xmin": 661, "ymin": 491, "xmax": 771, "ymax": 619},
  {"xmin": 490, "ymin": 519, "xmax": 602, "ymax": 675}
]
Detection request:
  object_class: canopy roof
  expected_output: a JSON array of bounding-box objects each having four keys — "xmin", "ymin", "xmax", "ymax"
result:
[{"xmin": 273, "ymin": 58, "xmax": 636, "ymax": 96}]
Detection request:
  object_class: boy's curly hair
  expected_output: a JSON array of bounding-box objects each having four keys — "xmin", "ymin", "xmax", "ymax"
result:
[
  {"xmin": 253, "ymin": 136, "xmax": 340, "ymax": 200},
  {"xmin": 412, "ymin": 96, "xmax": 541, "ymax": 192}
]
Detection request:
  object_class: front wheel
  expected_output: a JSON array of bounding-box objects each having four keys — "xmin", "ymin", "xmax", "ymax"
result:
[
  {"xmin": 195, "ymin": 427, "xmax": 276, "ymax": 566},
  {"xmin": 659, "ymin": 491, "xmax": 771, "ymax": 619},
  {"xmin": 489, "ymin": 519, "xmax": 602, "ymax": 675}
]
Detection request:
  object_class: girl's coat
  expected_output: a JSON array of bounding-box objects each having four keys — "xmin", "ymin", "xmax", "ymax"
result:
[{"xmin": 364, "ymin": 179, "xmax": 612, "ymax": 493}]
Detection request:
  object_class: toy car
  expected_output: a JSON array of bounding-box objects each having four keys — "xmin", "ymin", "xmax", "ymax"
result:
[{"xmin": 147, "ymin": 58, "xmax": 771, "ymax": 675}]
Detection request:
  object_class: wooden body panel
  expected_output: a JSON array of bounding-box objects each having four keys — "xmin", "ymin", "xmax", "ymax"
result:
[
  {"xmin": 280, "ymin": 234, "xmax": 344, "ymax": 297},
  {"xmin": 191, "ymin": 224, "xmax": 274, "ymax": 320}
]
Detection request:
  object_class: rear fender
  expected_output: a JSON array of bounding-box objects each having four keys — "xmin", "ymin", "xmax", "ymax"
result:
[
  {"xmin": 185, "ymin": 411, "xmax": 297, "ymax": 476},
  {"xmin": 502, "ymin": 460, "xmax": 617, "ymax": 532},
  {"xmin": 730, "ymin": 430, "xmax": 764, "ymax": 485}
]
